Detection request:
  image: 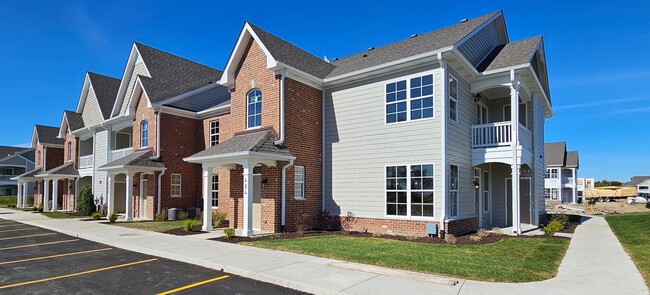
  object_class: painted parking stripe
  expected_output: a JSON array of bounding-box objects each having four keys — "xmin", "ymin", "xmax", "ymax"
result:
[
  {"xmin": 0, "ymin": 248, "xmax": 113, "ymax": 265},
  {"xmin": 0, "ymin": 233, "xmax": 57, "ymax": 241},
  {"xmin": 157, "ymin": 275, "xmax": 230, "ymax": 295},
  {"xmin": 0, "ymin": 258, "xmax": 158, "ymax": 290},
  {"xmin": 0, "ymin": 228, "xmax": 39, "ymax": 233},
  {"xmin": 0, "ymin": 239, "xmax": 79, "ymax": 251}
]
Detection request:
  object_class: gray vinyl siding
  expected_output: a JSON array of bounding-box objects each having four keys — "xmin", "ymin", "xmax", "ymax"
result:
[
  {"xmin": 490, "ymin": 163, "xmax": 510, "ymax": 226},
  {"xmin": 93, "ymin": 130, "xmax": 108, "ymax": 198},
  {"xmin": 534, "ymin": 95, "xmax": 545, "ymax": 217},
  {"xmin": 324, "ymin": 64, "xmax": 443, "ymax": 219},
  {"xmin": 447, "ymin": 67, "xmax": 478, "ymax": 218},
  {"xmin": 457, "ymin": 20, "xmax": 504, "ymax": 67},
  {"xmin": 82, "ymin": 87, "xmax": 105, "ymax": 127},
  {"xmin": 0, "ymin": 156, "xmax": 28, "ymax": 166},
  {"xmin": 119, "ymin": 59, "xmax": 149, "ymax": 115}
]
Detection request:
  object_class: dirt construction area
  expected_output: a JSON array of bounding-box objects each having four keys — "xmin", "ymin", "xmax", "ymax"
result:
[{"xmin": 595, "ymin": 199, "xmax": 650, "ymax": 214}]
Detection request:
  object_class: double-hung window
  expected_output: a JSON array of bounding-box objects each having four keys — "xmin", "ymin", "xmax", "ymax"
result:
[
  {"xmin": 171, "ymin": 174, "xmax": 181, "ymax": 197},
  {"xmin": 449, "ymin": 76, "xmax": 458, "ymax": 122},
  {"xmin": 209, "ymin": 120, "xmax": 219, "ymax": 146},
  {"xmin": 386, "ymin": 164, "xmax": 435, "ymax": 217},
  {"xmin": 450, "ymin": 164, "xmax": 459, "ymax": 217},
  {"xmin": 211, "ymin": 175, "xmax": 218, "ymax": 207},
  {"xmin": 386, "ymin": 74, "xmax": 434, "ymax": 124},
  {"xmin": 247, "ymin": 89, "xmax": 262, "ymax": 128},
  {"xmin": 67, "ymin": 141, "xmax": 72, "ymax": 161},
  {"xmin": 294, "ymin": 166, "xmax": 305, "ymax": 200},
  {"xmin": 141, "ymin": 120, "xmax": 149, "ymax": 147},
  {"xmin": 545, "ymin": 168, "xmax": 558, "ymax": 179}
]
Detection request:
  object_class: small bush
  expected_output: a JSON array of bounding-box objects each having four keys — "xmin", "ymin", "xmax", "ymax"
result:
[
  {"xmin": 476, "ymin": 228, "xmax": 489, "ymax": 238},
  {"xmin": 550, "ymin": 213, "xmax": 569, "ymax": 228},
  {"xmin": 341, "ymin": 211, "xmax": 357, "ymax": 232},
  {"xmin": 155, "ymin": 208, "xmax": 168, "ymax": 221},
  {"xmin": 183, "ymin": 219, "xmax": 199, "ymax": 232},
  {"xmin": 293, "ymin": 213, "xmax": 310, "ymax": 234},
  {"xmin": 92, "ymin": 212, "xmax": 102, "ymax": 220},
  {"xmin": 224, "ymin": 228, "xmax": 235, "ymax": 239},
  {"xmin": 543, "ymin": 220, "xmax": 563, "ymax": 237},
  {"xmin": 444, "ymin": 234, "xmax": 458, "ymax": 244},
  {"xmin": 317, "ymin": 209, "xmax": 340, "ymax": 231},
  {"xmin": 38, "ymin": 203, "xmax": 44, "ymax": 212},
  {"xmin": 212, "ymin": 210, "xmax": 227, "ymax": 228},
  {"xmin": 32, "ymin": 206, "xmax": 38, "ymax": 211},
  {"xmin": 108, "ymin": 211, "xmax": 118, "ymax": 223},
  {"xmin": 76, "ymin": 185, "xmax": 95, "ymax": 216},
  {"xmin": 178, "ymin": 211, "xmax": 188, "ymax": 220},
  {"xmin": 469, "ymin": 235, "xmax": 482, "ymax": 242}
]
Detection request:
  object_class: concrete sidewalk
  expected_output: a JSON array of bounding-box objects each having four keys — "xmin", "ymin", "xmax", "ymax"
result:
[{"xmin": 1, "ymin": 209, "xmax": 647, "ymax": 295}]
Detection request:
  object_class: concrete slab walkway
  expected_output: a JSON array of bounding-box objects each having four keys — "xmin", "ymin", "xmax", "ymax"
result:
[{"xmin": 1, "ymin": 209, "xmax": 647, "ymax": 295}]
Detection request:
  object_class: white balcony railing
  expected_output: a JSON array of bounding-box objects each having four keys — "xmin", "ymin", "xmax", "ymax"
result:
[
  {"xmin": 111, "ymin": 148, "xmax": 133, "ymax": 162},
  {"xmin": 79, "ymin": 155, "xmax": 94, "ymax": 169},
  {"xmin": 563, "ymin": 177, "xmax": 575, "ymax": 184},
  {"xmin": 472, "ymin": 122, "xmax": 531, "ymax": 149}
]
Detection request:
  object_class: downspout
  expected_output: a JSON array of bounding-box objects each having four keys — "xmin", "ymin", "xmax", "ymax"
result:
[
  {"xmin": 273, "ymin": 68, "xmax": 289, "ymax": 145},
  {"xmin": 438, "ymin": 52, "xmax": 447, "ymax": 238},
  {"xmin": 44, "ymin": 147, "xmax": 47, "ymax": 171},
  {"xmin": 157, "ymin": 169, "xmax": 166, "ymax": 214},
  {"xmin": 321, "ymin": 90, "xmax": 326, "ymax": 211},
  {"xmin": 281, "ymin": 159, "xmax": 294, "ymax": 233},
  {"xmin": 152, "ymin": 110, "xmax": 162, "ymax": 159}
]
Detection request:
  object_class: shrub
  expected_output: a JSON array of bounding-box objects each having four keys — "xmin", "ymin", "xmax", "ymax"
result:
[
  {"xmin": 32, "ymin": 206, "xmax": 38, "ymax": 211},
  {"xmin": 293, "ymin": 213, "xmax": 310, "ymax": 234},
  {"xmin": 476, "ymin": 228, "xmax": 489, "ymax": 238},
  {"xmin": 317, "ymin": 209, "xmax": 340, "ymax": 231},
  {"xmin": 38, "ymin": 203, "xmax": 44, "ymax": 212},
  {"xmin": 444, "ymin": 234, "xmax": 458, "ymax": 244},
  {"xmin": 491, "ymin": 227, "xmax": 504, "ymax": 235},
  {"xmin": 469, "ymin": 235, "xmax": 482, "ymax": 242},
  {"xmin": 91, "ymin": 212, "xmax": 102, "ymax": 220},
  {"xmin": 543, "ymin": 220, "xmax": 563, "ymax": 237},
  {"xmin": 341, "ymin": 211, "xmax": 357, "ymax": 232},
  {"xmin": 155, "ymin": 208, "xmax": 168, "ymax": 221},
  {"xmin": 212, "ymin": 210, "xmax": 227, "ymax": 228},
  {"xmin": 183, "ymin": 219, "xmax": 199, "ymax": 232},
  {"xmin": 178, "ymin": 211, "xmax": 188, "ymax": 220},
  {"xmin": 108, "ymin": 211, "xmax": 118, "ymax": 223},
  {"xmin": 550, "ymin": 213, "xmax": 569, "ymax": 228},
  {"xmin": 224, "ymin": 228, "xmax": 235, "ymax": 239},
  {"xmin": 76, "ymin": 185, "xmax": 95, "ymax": 216}
]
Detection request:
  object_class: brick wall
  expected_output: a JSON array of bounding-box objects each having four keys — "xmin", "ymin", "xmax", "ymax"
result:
[
  {"xmin": 132, "ymin": 92, "xmax": 157, "ymax": 153},
  {"xmin": 202, "ymin": 114, "xmax": 233, "ymax": 216},
  {"xmin": 45, "ymin": 146, "xmax": 64, "ymax": 171},
  {"xmin": 339, "ymin": 216, "xmax": 478, "ymax": 237},
  {"xmin": 64, "ymin": 133, "xmax": 78, "ymax": 167}
]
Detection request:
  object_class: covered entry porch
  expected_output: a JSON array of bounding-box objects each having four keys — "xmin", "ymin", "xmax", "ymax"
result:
[{"xmin": 36, "ymin": 163, "xmax": 78, "ymax": 212}]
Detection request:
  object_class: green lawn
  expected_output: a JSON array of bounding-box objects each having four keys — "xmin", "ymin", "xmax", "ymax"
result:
[
  {"xmin": 113, "ymin": 220, "xmax": 188, "ymax": 232},
  {"xmin": 0, "ymin": 196, "xmax": 16, "ymax": 207},
  {"xmin": 243, "ymin": 235, "xmax": 569, "ymax": 282},
  {"xmin": 41, "ymin": 212, "xmax": 88, "ymax": 219},
  {"xmin": 606, "ymin": 212, "xmax": 650, "ymax": 286}
]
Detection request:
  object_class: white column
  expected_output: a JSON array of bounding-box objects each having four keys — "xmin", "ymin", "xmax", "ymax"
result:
[
  {"xmin": 52, "ymin": 179, "xmax": 59, "ymax": 212},
  {"xmin": 44, "ymin": 179, "xmax": 50, "ymax": 212},
  {"xmin": 572, "ymin": 168, "xmax": 577, "ymax": 203},
  {"xmin": 22, "ymin": 182, "xmax": 28, "ymax": 208},
  {"xmin": 510, "ymin": 80, "xmax": 521, "ymax": 234},
  {"xmin": 17, "ymin": 182, "xmax": 23, "ymax": 208},
  {"xmin": 202, "ymin": 165, "xmax": 213, "ymax": 232},
  {"xmin": 107, "ymin": 175, "xmax": 113, "ymax": 215},
  {"xmin": 125, "ymin": 172, "xmax": 133, "ymax": 221},
  {"xmin": 242, "ymin": 161, "xmax": 254, "ymax": 237}
]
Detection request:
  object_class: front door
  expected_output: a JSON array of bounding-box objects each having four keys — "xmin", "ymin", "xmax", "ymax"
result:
[
  {"xmin": 506, "ymin": 177, "xmax": 532, "ymax": 226},
  {"xmin": 252, "ymin": 174, "xmax": 262, "ymax": 231}
]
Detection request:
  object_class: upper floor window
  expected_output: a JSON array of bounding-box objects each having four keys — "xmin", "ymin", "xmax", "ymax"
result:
[
  {"xmin": 449, "ymin": 76, "xmax": 458, "ymax": 122},
  {"xmin": 545, "ymin": 168, "xmax": 558, "ymax": 179},
  {"xmin": 37, "ymin": 151, "xmax": 41, "ymax": 167},
  {"xmin": 247, "ymin": 89, "xmax": 262, "ymax": 128},
  {"xmin": 210, "ymin": 120, "xmax": 219, "ymax": 146},
  {"xmin": 386, "ymin": 74, "xmax": 434, "ymax": 124},
  {"xmin": 0, "ymin": 168, "xmax": 14, "ymax": 176},
  {"xmin": 294, "ymin": 166, "xmax": 305, "ymax": 200},
  {"xmin": 67, "ymin": 141, "xmax": 72, "ymax": 161},
  {"xmin": 141, "ymin": 120, "xmax": 149, "ymax": 147}
]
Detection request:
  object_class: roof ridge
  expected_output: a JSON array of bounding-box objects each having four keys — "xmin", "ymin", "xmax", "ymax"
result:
[
  {"xmin": 87, "ymin": 71, "xmax": 120, "ymax": 81},
  {"xmin": 250, "ymin": 131, "xmax": 273, "ymax": 152},
  {"xmin": 134, "ymin": 42, "xmax": 222, "ymax": 74}
]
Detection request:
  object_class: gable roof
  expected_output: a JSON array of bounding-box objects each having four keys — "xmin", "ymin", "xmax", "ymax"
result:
[
  {"xmin": 0, "ymin": 146, "xmax": 28, "ymax": 159},
  {"xmin": 134, "ymin": 42, "xmax": 223, "ymax": 104},
  {"xmin": 37, "ymin": 162, "xmax": 78, "ymax": 177},
  {"xmin": 566, "ymin": 151, "xmax": 579, "ymax": 168},
  {"xmin": 64, "ymin": 110, "xmax": 85, "ymax": 132},
  {"xmin": 630, "ymin": 176, "xmax": 650, "ymax": 187},
  {"xmin": 326, "ymin": 11, "xmax": 500, "ymax": 78},
  {"xmin": 544, "ymin": 142, "xmax": 566, "ymax": 167},
  {"xmin": 477, "ymin": 36, "xmax": 542, "ymax": 72},
  {"xmin": 34, "ymin": 125, "xmax": 65, "ymax": 146},
  {"xmin": 87, "ymin": 72, "xmax": 121, "ymax": 119},
  {"xmin": 186, "ymin": 130, "xmax": 292, "ymax": 160}
]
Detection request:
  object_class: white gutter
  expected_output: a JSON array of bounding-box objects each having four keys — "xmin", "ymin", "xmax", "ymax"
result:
[
  {"xmin": 321, "ymin": 90, "xmax": 326, "ymax": 211},
  {"xmin": 281, "ymin": 158, "xmax": 294, "ymax": 232},
  {"xmin": 43, "ymin": 146, "xmax": 47, "ymax": 172},
  {"xmin": 274, "ymin": 68, "xmax": 288, "ymax": 145},
  {"xmin": 152, "ymin": 110, "xmax": 162, "ymax": 159},
  {"xmin": 438, "ymin": 52, "xmax": 447, "ymax": 237},
  {"xmin": 157, "ymin": 168, "xmax": 166, "ymax": 214}
]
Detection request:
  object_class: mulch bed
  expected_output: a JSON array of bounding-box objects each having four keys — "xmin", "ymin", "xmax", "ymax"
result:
[
  {"xmin": 559, "ymin": 222, "xmax": 578, "ymax": 234},
  {"xmin": 211, "ymin": 230, "xmax": 569, "ymax": 245},
  {"xmin": 162, "ymin": 228, "xmax": 207, "ymax": 236}
]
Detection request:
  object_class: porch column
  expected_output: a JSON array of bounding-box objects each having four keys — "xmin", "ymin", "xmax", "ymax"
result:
[
  {"xmin": 22, "ymin": 182, "xmax": 28, "ymax": 208},
  {"xmin": 242, "ymin": 160, "xmax": 255, "ymax": 237},
  {"xmin": 202, "ymin": 165, "xmax": 213, "ymax": 232},
  {"xmin": 510, "ymin": 79, "xmax": 521, "ymax": 234},
  {"xmin": 125, "ymin": 172, "xmax": 134, "ymax": 221},
  {"xmin": 52, "ymin": 179, "xmax": 58, "ymax": 212},
  {"xmin": 17, "ymin": 182, "xmax": 22, "ymax": 208},
  {"xmin": 107, "ymin": 175, "xmax": 113, "ymax": 215},
  {"xmin": 44, "ymin": 179, "xmax": 50, "ymax": 211},
  {"xmin": 572, "ymin": 168, "xmax": 577, "ymax": 203}
]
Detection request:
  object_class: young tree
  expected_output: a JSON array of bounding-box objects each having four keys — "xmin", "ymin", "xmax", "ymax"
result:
[{"xmin": 76, "ymin": 185, "xmax": 95, "ymax": 216}]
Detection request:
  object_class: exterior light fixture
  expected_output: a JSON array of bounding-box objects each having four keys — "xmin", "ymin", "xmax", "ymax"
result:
[{"xmin": 472, "ymin": 180, "xmax": 479, "ymax": 189}]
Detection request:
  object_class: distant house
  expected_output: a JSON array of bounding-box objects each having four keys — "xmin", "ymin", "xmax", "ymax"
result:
[
  {"xmin": 0, "ymin": 146, "xmax": 35, "ymax": 197},
  {"xmin": 544, "ymin": 142, "xmax": 579, "ymax": 204},
  {"xmin": 637, "ymin": 179, "xmax": 650, "ymax": 198},
  {"xmin": 627, "ymin": 176, "xmax": 650, "ymax": 187},
  {"xmin": 576, "ymin": 177, "xmax": 594, "ymax": 201}
]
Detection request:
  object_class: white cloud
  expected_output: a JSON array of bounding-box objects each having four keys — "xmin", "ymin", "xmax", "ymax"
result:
[
  {"xmin": 553, "ymin": 71, "xmax": 650, "ymax": 88},
  {"xmin": 554, "ymin": 96, "xmax": 650, "ymax": 110}
]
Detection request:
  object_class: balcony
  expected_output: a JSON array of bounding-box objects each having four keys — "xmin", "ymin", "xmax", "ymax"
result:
[
  {"xmin": 562, "ymin": 177, "xmax": 575, "ymax": 188},
  {"xmin": 79, "ymin": 155, "xmax": 94, "ymax": 169},
  {"xmin": 471, "ymin": 121, "xmax": 533, "ymax": 166},
  {"xmin": 111, "ymin": 148, "xmax": 133, "ymax": 162}
]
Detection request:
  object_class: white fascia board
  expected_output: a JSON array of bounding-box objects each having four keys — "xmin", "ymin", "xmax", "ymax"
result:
[
  {"xmin": 272, "ymin": 62, "xmax": 324, "ymax": 90},
  {"xmin": 184, "ymin": 150, "xmax": 295, "ymax": 164},
  {"xmin": 222, "ymin": 23, "xmax": 277, "ymax": 87},
  {"xmin": 111, "ymin": 44, "xmax": 144, "ymax": 118},
  {"xmin": 454, "ymin": 11, "xmax": 503, "ymax": 47},
  {"xmin": 157, "ymin": 105, "xmax": 200, "ymax": 120},
  {"xmin": 125, "ymin": 77, "xmax": 151, "ymax": 117},
  {"xmin": 30, "ymin": 127, "xmax": 39, "ymax": 148},
  {"xmin": 41, "ymin": 143, "xmax": 64, "ymax": 149},
  {"xmin": 525, "ymin": 65, "xmax": 553, "ymax": 117},
  {"xmin": 197, "ymin": 104, "xmax": 231, "ymax": 119},
  {"xmin": 76, "ymin": 73, "xmax": 92, "ymax": 113}
]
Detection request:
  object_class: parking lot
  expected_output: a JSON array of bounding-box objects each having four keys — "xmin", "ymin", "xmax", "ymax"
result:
[{"xmin": 0, "ymin": 219, "xmax": 308, "ymax": 294}]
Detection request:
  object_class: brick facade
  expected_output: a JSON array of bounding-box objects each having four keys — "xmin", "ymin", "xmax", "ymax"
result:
[
  {"xmin": 341, "ymin": 216, "xmax": 479, "ymax": 237},
  {"xmin": 64, "ymin": 132, "xmax": 78, "ymax": 168}
]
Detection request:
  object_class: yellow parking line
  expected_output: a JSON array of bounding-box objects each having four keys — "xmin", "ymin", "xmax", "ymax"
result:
[
  {"xmin": 157, "ymin": 275, "xmax": 230, "ymax": 295},
  {"xmin": 0, "ymin": 248, "xmax": 112, "ymax": 265},
  {"xmin": 0, "ymin": 258, "xmax": 158, "ymax": 290},
  {"xmin": 0, "ymin": 239, "xmax": 79, "ymax": 251},
  {"xmin": 0, "ymin": 228, "xmax": 38, "ymax": 233},
  {"xmin": 0, "ymin": 233, "xmax": 57, "ymax": 241}
]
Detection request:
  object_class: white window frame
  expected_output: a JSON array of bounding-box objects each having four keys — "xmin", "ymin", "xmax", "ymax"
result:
[
  {"xmin": 0, "ymin": 168, "xmax": 14, "ymax": 176},
  {"xmin": 384, "ymin": 163, "xmax": 436, "ymax": 219},
  {"xmin": 448, "ymin": 75, "xmax": 458, "ymax": 123},
  {"xmin": 483, "ymin": 170, "xmax": 490, "ymax": 213},
  {"xmin": 247, "ymin": 89, "xmax": 262, "ymax": 129},
  {"xmin": 67, "ymin": 141, "xmax": 72, "ymax": 161},
  {"xmin": 546, "ymin": 168, "xmax": 559, "ymax": 179},
  {"xmin": 449, "ymin": 164, "xmax": 459, "ymax": 217},
  {"xmin": 211, "ymin": 175, "xmax": 218, "ymax": 208},
  {"xmin": 545, "ymin": 188, "xmax": 559, "ymax": 200},
  {"xmin": 384, "ymin": 72, "xmax": 435, "ymax": 125},
  {"xmin": 141, "ymin": 120, "xmax": 149, "ymax": 148},
  {"xmin": 170, "ymin": 173, "xmax": 182, "ymax": 197},
  {"xmin": 503, "ymin": 102, "xmax": 528, "ymax": 128},
  {"xmin": 294, "ymin": 166, "xmax": 305, "ymax": 200},
  {"xmin": 209, "ymin": 120, "xmax": 220, "ymax": 146}
]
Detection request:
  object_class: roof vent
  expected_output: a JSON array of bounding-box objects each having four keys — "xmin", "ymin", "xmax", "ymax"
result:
[
  {"xmin": 362, "ymin": 54, "xmax": 368, "ymax": 57},
  {"xmin": 460, "ymin": 18, "xmax": 468, "ymax": 23},
  {"xmin": 410, "ymin": 34, "xmax": 418, "ymax": 38},
  {"xmin": 367, "ymin": 47, "xmax": 375, "ymax": 51},
  {"xmin": 332, "ymin": 58, "xmax": 339, "ymax": 61}
]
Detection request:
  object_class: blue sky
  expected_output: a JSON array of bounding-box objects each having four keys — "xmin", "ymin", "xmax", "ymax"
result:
[{"xmin": 1, "ymin": 1, "xmax": 648, "ymax": 181}]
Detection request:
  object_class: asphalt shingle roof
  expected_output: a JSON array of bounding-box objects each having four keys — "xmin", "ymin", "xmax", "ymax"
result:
[
  {"xmin": 87, "ymin": 72, "xmax": 121, "ymax": 119},
  {"xmin": 100, "ymin": 150, "xmax": 165, "ymax": 170},
  {"xmin": 247, "ymin": 22, "xmax": 336, "ymax": 79},
  {"xmin": 64, "ymin": 110, "xmax": 85, "ymax": 132},
  {"xmin": 478, "ymin": 36, "xmax": 542, "ymax": 72},
  {"xmin": 544, "ymin": 142, "xmax": 566, "ymax": 167},
  {"xmin": 326, "ymin": 11, "xmax": 499, "ymax": 78},
  {"xmin": 0, "ymin": 146, "xmax": 28, "ymax": 158},
  {"xmin": 13, "ymin": 167, "xmax": 40, "ymax": 179},
  {"xmin": 566, "ymin": 151, "xmax": 579, "ymax": 168},
  {"xmin": 35, "ymin": 125, "xmax": 65, "ymax": 145},
  {"xmin": 188, "ymin": 130, "xmax": 292, "ymax": 159},
  {"xmin": 135, "ymin": 43, "xmax": 223, "ymax": 103},
  {"xmin": 38, "ymin": 162, "xmax": 78, "ymax": 177}
]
